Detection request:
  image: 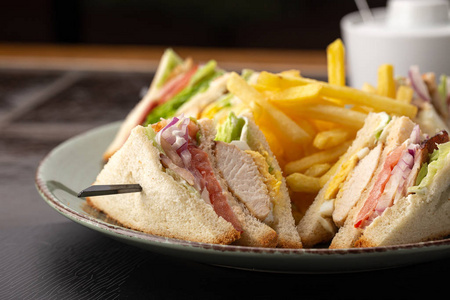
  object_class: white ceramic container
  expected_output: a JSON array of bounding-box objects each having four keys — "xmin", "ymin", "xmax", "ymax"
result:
[{"xmin": 341, "ymin": 0, "xmax": 450, "ymax": 88}]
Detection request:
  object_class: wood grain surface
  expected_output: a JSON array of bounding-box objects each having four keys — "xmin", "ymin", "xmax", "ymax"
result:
[{"xmin": 0, "ymin": 43, "xmax": 327, "ymax": 75}]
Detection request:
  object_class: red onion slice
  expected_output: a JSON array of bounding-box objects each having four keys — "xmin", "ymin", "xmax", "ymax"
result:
[
  {"xmin": 409, "ymin": 125, "xmax": 421, "ymax": 144},
  {"xmin": 160, "ymin": 154, "xmax": 196, "ymax": 185},
  {"xmin": 160, "ymin": 137, "xmax": 184, "ymax": 167},
  {"xmin": 409, "ymin": 65, "xmax": 431, "ymax": 102}
]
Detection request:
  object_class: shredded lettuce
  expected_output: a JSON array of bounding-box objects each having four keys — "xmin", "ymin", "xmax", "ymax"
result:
[
  {"xmin": 241, "ymin": 69, "xmax": 255, "ymax": 81},
  {"xmin": 409, "ymin": 142, "xmax": 450, "ymax": 194},
  {"xmin": 415, "ymin": 162, "xmax": 428, "ymax": 186},
  {"xmin": 145, "ymin": 126, "xmax": 156, "ymax": 140},
  {"xmin": 215, "ymin": 112, "xmax": 246, "ymax": 143},
  {"xmin": 374, "ymin": 112, "xmax": 392, "ymax": 140},
  {"xmin": 188, "ymin": 60, "xmax": 218, "ymax": 87},
  {"xmin": 213, "ymin": 93, "xmax": 234, "ymax": 110},
  {"xmin": 144, "ymin": 126, "xmax": 165, "ymax": 154}
]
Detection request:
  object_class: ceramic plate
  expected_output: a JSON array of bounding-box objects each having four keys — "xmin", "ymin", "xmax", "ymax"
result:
[{"xmin": 36, "ymin": 122, "xmax": 450, "ymax": 273}]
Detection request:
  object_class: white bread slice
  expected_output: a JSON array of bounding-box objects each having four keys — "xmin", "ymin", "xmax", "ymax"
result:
[
  {"xmin": 297, "ymin": 113, "xmax": 389, "ymax": 248},
  {"xmin": 243, "ymin": 115, "xmax": 303, "ymax": 248},
  {"xmin": 355, "ymin": 144, "xmax": 450, "ymax": 247},
  {"xmin": 198, "ymin": 118, "xmax": 278, "ymax": 248},
  {"xmin": 329, "ymin": 116, "xmax": 416, "ymax": 248},
  {"xmin": 88, "ymin": 125, "xmax": 240, "ymax": 245}
]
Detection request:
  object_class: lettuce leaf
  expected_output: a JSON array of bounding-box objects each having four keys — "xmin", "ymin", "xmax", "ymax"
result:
[
  {"xmin": 215, "ymin": 112, "xmax": 246, "ymax": 143},
  {"xmin": 144, "ymin": 63, "xmax": 221, "ymax": 125},
  {"xmin": 409, "ymin": 141, "xmax": 450, "ymax": 194}
]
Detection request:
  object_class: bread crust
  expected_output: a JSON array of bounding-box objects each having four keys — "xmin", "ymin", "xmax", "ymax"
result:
[
  {"xmin": 86, "ymin": 197, "xmax": 239, "ymax": 245},
  {"xmin": 329, "ymin": 116, "xmax": 416, "ymax": 248}
]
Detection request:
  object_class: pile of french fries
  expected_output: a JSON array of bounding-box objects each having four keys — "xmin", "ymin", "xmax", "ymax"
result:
[{"xmin": 222, "ymin": 39, "xmax": 418, "ymax": 216}]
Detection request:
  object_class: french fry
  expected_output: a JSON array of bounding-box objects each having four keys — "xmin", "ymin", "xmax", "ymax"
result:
[
  {"xmin": 267, "ymin": 84, "xmax": 322, "ymax": 107},
  {"xmin": 287, "ymin": 115, "xmax": 318, "ymax": 139},
  {"xmin": 285, "ymin": 140, "xmax": 352, "ymax": 175},
  {"xmin": 361, "ymin": 82, "xmax": 377, "ymax": 94},
  {"xmin": 304, "ymin": 163, "xmax": 331, "ymax": 177},
  {"xmin": 279, "ymin": 69, "xmax": 301, "ymax": 77},
  {"xmin": 313, "ymin": 128, "xmax": 354, "ymax": 150},
  {"xmin": 257, "ymin": 71, "xmax": 301, "ymax": 90},
  {"xmin": 227, "ymin": 72, "xmax": 312, "ymax": 145},
  {"xmin": 350, "ymin": 105, "xmax": 375, "ymax": 114},
  {"xmin": 321, "ymin": 85, "xmax": 417, "ymax": 118},
  {"xmin": 396, "ymin": 85, "xmax": 414, "ymax": 103},
  {"xmin": 285, "ymin": 103, "xmax": 367, "ymax": 129},
  {"xmin": 319, "ymin": 83, "xmax": 417, "ymax": 118},
  {"xmin": 311, "ymin": 119, "xmax": 338, "ymax": 131},
  {"xmin": 260, "ymin": 73, "xmax": 418, "ymax": 118},
  {"xmin": 252, "ymin": 84, "xmax": 280, "ymax": 93},
  {"xmin": 327, "ymin": 38, "xmax": 346, "ymax": 86},
  {"xmin": 286, "ymin": 173, "xmax": 322, "ymax": 193},
  {"xmin": 377, "ymin": 64, "xmax": 396, "ymax": 98}
]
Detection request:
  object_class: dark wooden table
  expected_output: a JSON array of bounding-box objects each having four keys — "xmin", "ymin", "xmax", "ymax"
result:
[{"xmin": 0, "ymin": 44, "xmax": 447, "ymax": 299}]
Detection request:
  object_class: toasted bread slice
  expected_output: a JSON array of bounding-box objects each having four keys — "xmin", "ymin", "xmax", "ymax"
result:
[
  {"xmin": 89, "ymin": 125, "xmax": 240, "ymax": 245},
  {"xmin": 243, "ymin": 115, "xmax": 303, "ymax": 248},
  {"xmin": 297, "ymin": 113, "xmax": 390, "ymax": 247},
  {"xmin": 330, "ymin": 116, "xmax": 416, "ymax": 248},
  {"xmin": 355, "ymin": 142, "xmax": 450, "ymax": 247}
]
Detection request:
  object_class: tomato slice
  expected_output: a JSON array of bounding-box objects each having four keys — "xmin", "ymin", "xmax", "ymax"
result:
[
  {"xmin": 157, "ymin": 66, "xmax": 198, "ymax": 105},
  {"xmin": 188, "ymin": 145, "xmax": 243, "ymax": 232},
  {"xmin": 354, "ymin": 145, "xmax": 405, "ymax": 228},
  {"xmin": 136, "ymin": 65, "xmax": 198, "ymax": 126}
]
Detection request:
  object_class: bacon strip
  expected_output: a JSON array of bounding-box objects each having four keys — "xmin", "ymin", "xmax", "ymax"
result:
[{"xmin": 420, "ymin": 131, "xmax": 449, "ymax": 157}]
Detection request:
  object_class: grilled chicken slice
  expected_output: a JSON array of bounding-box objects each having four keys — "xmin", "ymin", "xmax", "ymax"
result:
[{"xmin": 214, "ymin": 141, "xmax": 271, "ymax": 220}]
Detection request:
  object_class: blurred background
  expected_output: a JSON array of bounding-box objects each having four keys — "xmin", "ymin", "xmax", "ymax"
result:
[{"xmin": 0, "ymin": 0, "xmax": 387, "ymax": 49}]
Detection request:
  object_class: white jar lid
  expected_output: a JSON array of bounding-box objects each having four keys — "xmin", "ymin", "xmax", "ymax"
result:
[{"xmin": 386, "ymin": 0, "xmax": 450, "ymax": 29}]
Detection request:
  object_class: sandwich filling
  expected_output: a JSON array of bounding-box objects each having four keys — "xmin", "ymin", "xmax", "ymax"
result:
[
  {"xmin": 104, "ymin": 50, "xmax": 224, "ymax": 161},
  {"xmin": 324, "ymin": 113, "xmax": 391, "ymax": 202},
  {"xmin": 318, "ymin": 113, "xmax": 392, "ymax": 231},
  {"xmin": 215, "ymin": 112, "xmax": 282, "ymax": 224},
  {"xmin": 143, "ymin": 59, "xmax": 223, "ymax": 125},
  {"xmin": 146, "ymin": 115, "xmax": 242, "ymax": 232},
  {"xmin": 354, "ymin": 128, "xmax": 450, "ymax": 228}
]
